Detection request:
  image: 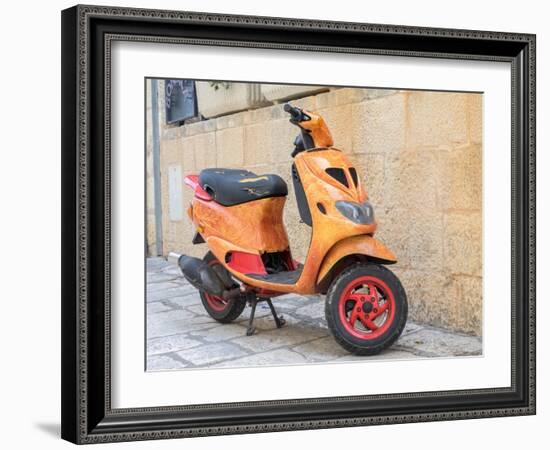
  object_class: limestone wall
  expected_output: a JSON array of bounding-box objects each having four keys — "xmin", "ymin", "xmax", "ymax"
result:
[{"xmin": 147, "ymin": 84, "xmax": 482, "ymax": 335}]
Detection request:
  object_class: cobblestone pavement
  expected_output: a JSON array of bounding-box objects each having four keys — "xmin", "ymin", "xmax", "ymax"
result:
[{"xmin": 146, "ymin": 257, "xmax": 482, "ymax": 371}]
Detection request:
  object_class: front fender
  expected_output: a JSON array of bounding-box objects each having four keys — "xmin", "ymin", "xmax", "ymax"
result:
[{"xmin": 316, "ymin": 235, "xmax": 397, "ymax": 286}]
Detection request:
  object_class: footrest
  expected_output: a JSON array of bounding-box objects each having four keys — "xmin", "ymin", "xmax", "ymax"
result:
[{"xmin": 247, "ymin": 266, "xmax": 303, "ymax": 285}]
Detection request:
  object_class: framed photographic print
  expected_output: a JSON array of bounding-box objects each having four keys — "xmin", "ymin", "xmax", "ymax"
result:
[{"xmin": 61, "ymin": 4, "xmax": 536, "ymax": 444}]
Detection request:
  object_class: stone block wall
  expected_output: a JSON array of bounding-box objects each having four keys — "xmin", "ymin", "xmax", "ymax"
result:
[{"xmin": 147, "ymin": 84, "xmax": 482, "ymax": 335}]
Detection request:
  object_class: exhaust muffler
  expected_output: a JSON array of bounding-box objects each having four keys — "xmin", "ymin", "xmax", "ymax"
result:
[{"xmin": 177, "ymin": 254, "xmax": 238, "ymax": 298}]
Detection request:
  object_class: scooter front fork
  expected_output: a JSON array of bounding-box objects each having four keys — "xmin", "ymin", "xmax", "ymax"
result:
[{"xmin": 246, "ymin": 297, "xmax": 286, "ymax": 336}]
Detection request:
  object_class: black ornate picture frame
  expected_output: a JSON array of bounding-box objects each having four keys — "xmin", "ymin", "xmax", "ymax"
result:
[{"xmin": 61, "ymin": 4, "xmax": 536, "ymax": 444}]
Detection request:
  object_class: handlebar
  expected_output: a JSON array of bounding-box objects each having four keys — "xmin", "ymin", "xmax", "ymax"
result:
[
  {"xmin": 283, "ymin": 103, "xmax": 302, "ymax": 119},
  {"xmin": 283, "ymin": 103, "xmax": 310, "ymax": 123},
  {"xmin": 284, "ymin": 104, "xmax": 314, "ymax": 157}
]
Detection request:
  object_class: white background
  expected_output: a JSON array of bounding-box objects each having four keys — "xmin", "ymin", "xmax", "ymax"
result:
[{"xmin": 0, "ymin": 0, "xmax": 546, "ymax": 449}]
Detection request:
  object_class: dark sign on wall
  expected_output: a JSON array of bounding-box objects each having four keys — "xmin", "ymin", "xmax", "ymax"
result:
[{"xmin": 165, "ymin": 79, "xmax": 197, "ymax": 124}]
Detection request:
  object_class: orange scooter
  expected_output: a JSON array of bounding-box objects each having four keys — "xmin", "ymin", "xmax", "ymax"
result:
[{"xmin": 179, "ymin": 103, "xmax": 407, "ymax": 355}]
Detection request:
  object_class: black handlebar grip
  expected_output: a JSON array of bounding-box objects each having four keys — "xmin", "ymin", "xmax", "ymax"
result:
[{"xmin": 284, "ymin": 103, "xmax": 301, "ymax": 119}]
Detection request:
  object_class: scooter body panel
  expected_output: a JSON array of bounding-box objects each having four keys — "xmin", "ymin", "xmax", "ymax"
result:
[
  {"xmin": 289, "ymin": 148, "xmax": 378, "ymax": 294},
  {"xmin": 187, "ymin": 146, "xmax": 393, "ymax": 295},
  {"xmin": 191, "ymin": 196, "xmax": 289, "ymax": 253},
  {"xmin": 316, "ymin": 234, "xmax": 397, "ymax": 286}
]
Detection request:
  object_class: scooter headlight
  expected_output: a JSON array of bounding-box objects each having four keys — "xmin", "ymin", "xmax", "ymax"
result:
[{"xmin": 335, "ymin": 200, "xmax": 375, "ymax": 225}]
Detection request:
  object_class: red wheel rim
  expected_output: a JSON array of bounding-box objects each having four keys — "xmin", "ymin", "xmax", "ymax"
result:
[
  {"xmin": 337, "ymin": 275, "xmax": 396, "ymax": 340},
  {"xmin": 203, "ymin": 260, "xmax": 230, "ymax": 312},
  {"xmin": 204, "ymin": 291, "xmax": 230, "ymax": 312}
]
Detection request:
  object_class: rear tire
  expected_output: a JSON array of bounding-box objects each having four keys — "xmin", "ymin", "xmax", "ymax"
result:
[
  {"xmin": 325, "ymin": 263, "xmax": 407, "ymax": 355},
  {"xmin": 199, "ymin": 252, "xmax": 246, "ymax": 323}
]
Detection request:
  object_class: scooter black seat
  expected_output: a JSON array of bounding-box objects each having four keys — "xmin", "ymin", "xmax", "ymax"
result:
[{"xmin": 198, "ymin": 168, "xmax": 288, "ymax": 206}]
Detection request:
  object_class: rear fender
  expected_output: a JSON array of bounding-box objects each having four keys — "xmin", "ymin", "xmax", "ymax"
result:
[
  {"xmin": 184, "ymin": 174, "xmax": 212, "ymax": 201},
  {"xmin": 316, "ymin": 235, "xmax": 397, "ymax": 291}
]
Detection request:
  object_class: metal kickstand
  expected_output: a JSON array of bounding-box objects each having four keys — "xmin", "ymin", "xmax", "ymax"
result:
[
  {"xmin": 245, "ymin": 297, "xmax": 286, "ymax": 336},
  {"xmin": 266, "ymin": 298, "xmax": 286, "ymax": 329}
]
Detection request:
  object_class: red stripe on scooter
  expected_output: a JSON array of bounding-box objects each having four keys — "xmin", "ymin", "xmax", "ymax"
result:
[{"xmin": 227, "ymin": 252, "xmax": 267, "ymax": 275}]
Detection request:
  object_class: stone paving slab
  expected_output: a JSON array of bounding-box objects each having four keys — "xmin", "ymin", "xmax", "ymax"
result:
[
  {"xmin": 146, "ymin": 302, "xmax": 172, "ymax": 315},
  {"xmin": 147, "ymin": 354, "xmax": 187, "ymax": 371},
  {"xmin": 294, "ymin": 302, "xmax": 326, "ymax": 320},
  {"xmin": 231, "ymin": 322, "xmax": 328, "ymax": 353},
  {"xmin": 210, "ymin": 348, "xmax": 309, "ymax": 368},
  {"xmin": 147, "ymin": 334, "xmax": 203, "ymax": 355},
  {"xmin": 189, "ymin": 324, "xmax": 253, "ymax": 343},
  {"xmin": 394, "ymin": 327, "xmax": 482, "ymax": 357},
  {"xmin": 174, "ymin": 342, "xmax": 249, "ymax": 367},
  {"xmin": 147, "ymin": 286, "xmax": 198, "ymax": 302},
  {"xmin": 147, "ymin": 281, "xmax": 183, "ymax": 293},
  {"xmin": 291, "ymin": 336, "xmax": 349, "ymax": 362},
  {"xmin": 147, "ymin": 272, "xmax": 181, "ymax": 284},
  {"xmin": 334, "ymin": 349, "xmax": 419, "ymax": 362},
  {"xmin": 147, "ymin": 309, "xmax": 214, "ymax": 339},
  {"xmin": 145, "ymin": 257, "xmax": 482, "ymax": 371}
]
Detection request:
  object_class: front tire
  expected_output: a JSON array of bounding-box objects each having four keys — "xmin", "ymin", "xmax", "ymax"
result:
[
  {"xmin": 325, "ymin": 263, "xmax": 407, "ymax": 355},
  {"xmin": 199, "ymin": 252, "xmax": 246, "ymax": 323}
]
